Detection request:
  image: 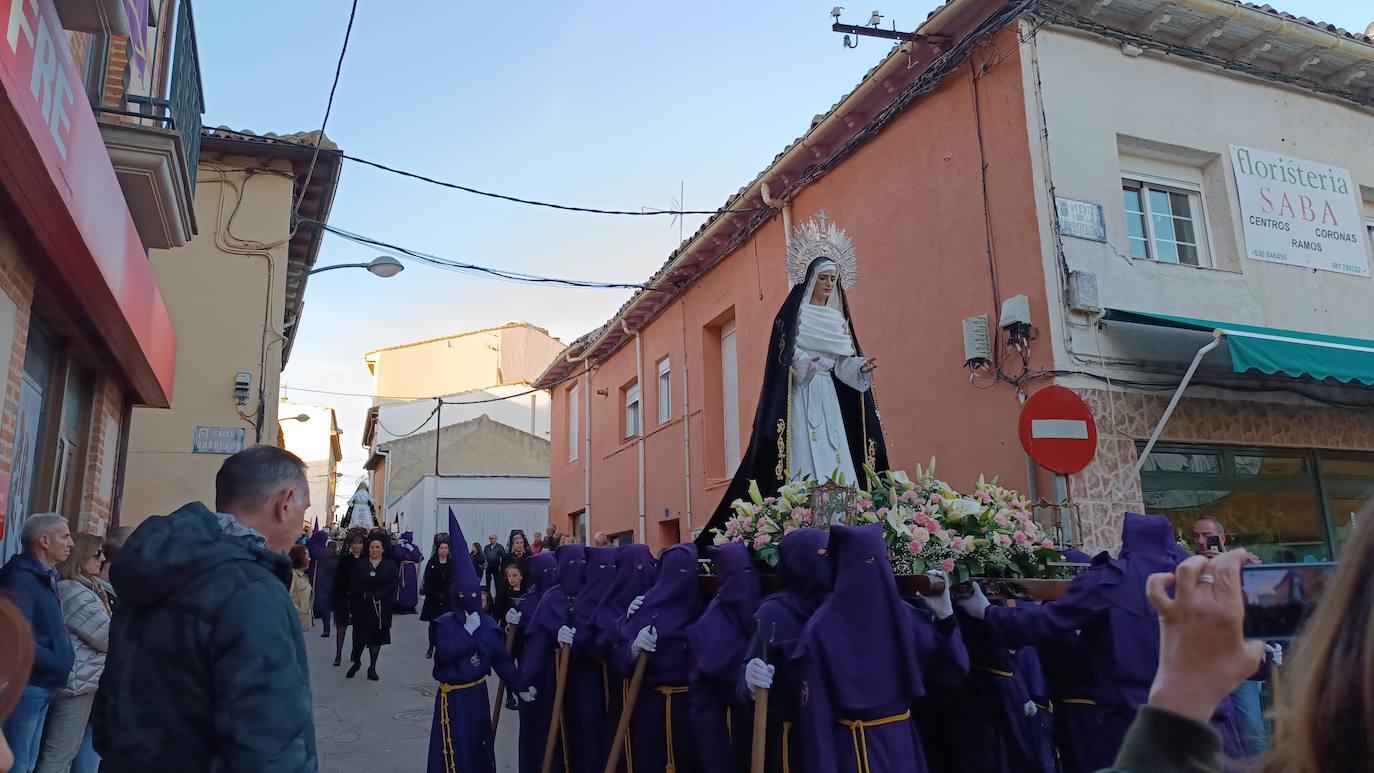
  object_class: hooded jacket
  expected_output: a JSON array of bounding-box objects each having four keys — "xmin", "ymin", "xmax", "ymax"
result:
[
  {"xmin": 91, "ymin": 502, "xmax": 317, "ymax": 773},
  {"xmin": 0, "ymin": 550, "xmax": 75, "ymax": 688}
]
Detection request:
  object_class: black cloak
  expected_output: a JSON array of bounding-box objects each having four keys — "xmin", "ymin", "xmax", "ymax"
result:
[{"xmin": 695, "ymin": 257, "xmax": 888, "ymax": 546}]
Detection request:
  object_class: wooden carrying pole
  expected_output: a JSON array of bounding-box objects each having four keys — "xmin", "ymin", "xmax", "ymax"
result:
[
  {"xmin": 750, "ymin": 687, "xmax": 769, "ymax": 773},
  {"xmin": 491, "ymin": 625, "xmax": 519, "ymax": 733},
  {"xmin": 603, "ymin": 650, "xmax": 650, "ymax": 773},
  {"xmin": 541, "ymin": 643, "xmax": 573, "ymax": 773}
]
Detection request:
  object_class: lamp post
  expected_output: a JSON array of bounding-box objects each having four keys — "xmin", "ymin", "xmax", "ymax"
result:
[
  {"xmin": 308, "ymin": 255, "xmax": 405, "ymax": 278},
  {"xmin": 282, "ymin": 413, "xmax": 312, "ymax": 422}
]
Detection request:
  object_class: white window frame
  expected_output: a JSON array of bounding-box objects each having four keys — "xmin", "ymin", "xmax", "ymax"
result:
[
  {"xmin": 1121, "ymin": 171, "xmax": 1213, "ymax": 267},
  {"xmin": 1365, "ymin": 215, "xmax": 1374, "ymax": 264},
  {"xmin": 657, "ymin": 358, "xmax": 672, "ymax": 425},
  {"xmin": 625, "ymin": 383, "xmax": 641, "ymax": 439},
  {"xmin": 721, "ymin": 320, "xmax": 740, "ymax": 476},
  {"xmin": 567, "ymin": 385, "xmax": 579, "ymax": 462}
]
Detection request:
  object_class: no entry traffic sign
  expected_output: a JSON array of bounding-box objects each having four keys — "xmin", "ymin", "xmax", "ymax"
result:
[{"xmin": 1018, "ymin": 386, "xmax": 1098, "ymax": 474}]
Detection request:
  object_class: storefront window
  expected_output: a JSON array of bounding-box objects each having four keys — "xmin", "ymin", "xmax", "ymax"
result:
[{"xmin": 1139, "ymin": 444, "xmax": 1374, "ymax": 562}]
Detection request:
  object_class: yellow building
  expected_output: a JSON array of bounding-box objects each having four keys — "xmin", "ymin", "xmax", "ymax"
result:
[{"xmin": 120, "ymin": 129, "xmax": 342, "ymax": 526}]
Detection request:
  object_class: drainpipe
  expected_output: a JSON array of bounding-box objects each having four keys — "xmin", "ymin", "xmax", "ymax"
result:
[
  {"xmin": 567, "ymin": 348, "xmax": 593, "ymax": 541},
  {"xmin": 761, "ymin": 182, "xmax": 792, "ymax": 247},
  {"xmin": 1127, "ymin": 332, "xmax": 1223, "ymax": 485},
  {"xmin": 623, "ymin": 320, "xmax": 647, "ymax": 544},
  {"xmin": 681, "ymin": 304, "xmax": 693, "ymax": 532}
]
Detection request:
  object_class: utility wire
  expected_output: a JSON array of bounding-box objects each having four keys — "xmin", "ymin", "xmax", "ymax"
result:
[
  {"xmin": 341, "ymin": 153, "xmax": 774, "ymax": 217},
  {"xmin": 295, "ymin": 0, "xmax": 360, "ymax": 215},
  {"xmin": 304, "ymin": 220, "xmax": 651, "ymax": 290}
]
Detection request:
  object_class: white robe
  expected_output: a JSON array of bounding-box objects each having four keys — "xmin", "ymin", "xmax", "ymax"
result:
[{"xmin": 787, "ymin": 303, "xmax": 871, "ymax": 485}]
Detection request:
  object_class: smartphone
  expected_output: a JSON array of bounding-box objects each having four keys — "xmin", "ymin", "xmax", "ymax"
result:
[
  {"xmin": 1206, "ymin": 535, "xmax": 1223, "ymax": 551},
  {"xmin": 1241, "ymin": 562, "xmax": 1338, "ymax": 641}
]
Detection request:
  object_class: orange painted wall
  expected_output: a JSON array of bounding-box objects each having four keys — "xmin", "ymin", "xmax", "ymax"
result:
[{"xmin": 551, "ymin": 30, "xmax": 1054, "ymax": 551}]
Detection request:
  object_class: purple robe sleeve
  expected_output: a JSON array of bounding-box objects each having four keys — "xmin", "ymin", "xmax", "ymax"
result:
[
  {"xmin": 478, "ymin": 618, "xmax": 525, "ymax": 692},
  {"xmin": 516, "ymin": 626, "xmax": 555, "ymax": 688},
  {"xmin": 916, "ymin": 612, "xmax": 970, "ymax": 691},
  {"xmin": 611, "ymin": 627, "xmax": 644, "ymax": 676},
  {"xmin": 797, "ymin": 640, "xmax": 838, "ymax": 772},
  {"xmin": 984, "ymin": 572, "xmax": 1110, "ymax": 648}
]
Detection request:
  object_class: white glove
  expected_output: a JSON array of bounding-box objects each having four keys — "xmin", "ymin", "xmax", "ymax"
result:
[
  {"xmin": 506, "ymin": 608, "xmax": 522, "ymax": 626},
  {"xmin": 630, "ymin": 625, "xmax": 657, "ymax": 655},
  {"xmin": 922, "ymin": 570, "xmax": 955, "ymax": 620},
  {"xmin": 957, "ymin": 581, "xmax": 990, "ymax": 620},
  {"xmin": 463, "ymin": 611, "xmax": 481, "ymax": 634},
  {"xmin": 518, "ymin": 687, "xmax": 538, "ymax": 702},
  {"xmin": 1023, "ymin": 700, "xmax": 1038, "ymax": 717},
  {"xmin": 557, "ymin": 625, "xmax": 576, "ymax": 646},
  {"xmin": 1266, "ymin": 642, "xmax": 1284, "ymax": 667},
  {"xmin": 627, "ymin": 595, "xmax": 645, "ymax": 617},
  {"xmin": 744, "ymin": 658, "xmax": 774, "ymax": 698}
]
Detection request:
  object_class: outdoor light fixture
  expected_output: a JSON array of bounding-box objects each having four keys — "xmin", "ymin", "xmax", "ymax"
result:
[
  {"xmin": 307, "ymin": 254, "xmax": 406, "ymax": 278},
  {"xmin": 282, "ymin": 413, "xmax": 312, "ymax": 423}
]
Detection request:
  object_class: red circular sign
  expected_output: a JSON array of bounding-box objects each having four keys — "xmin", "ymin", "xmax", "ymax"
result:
[{"xmin": 1018, "ymin": 386, "xmax": 1098, "ymax": 474}]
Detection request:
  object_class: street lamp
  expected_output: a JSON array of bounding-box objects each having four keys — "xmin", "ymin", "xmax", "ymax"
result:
[
  {"xmin": 282, "ymin": 413, "xmax": 312, "ymax": 422},
  {"xmin": 307, "ymin": 255, "xmax": 405, "ymax": 278}
]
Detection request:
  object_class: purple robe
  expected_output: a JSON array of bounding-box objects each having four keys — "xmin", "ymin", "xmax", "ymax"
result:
[
  {"xmin": 306, "ymin": 529, "xmax": 333, "ymax": 619},
  {"xmin": 593, "ymin": 544, "xmax": 658, "ymax": 767},
  {"xmin": 612, "ymin": 544, "xmax": 704, "ymax": 773},
  {"xmin": 516, "ymin": 552, "xmax": 562, "ymax": 773},
  {"xmin": 426, "ymin": 611, "xmax": 523, "ymax": 773},
  {"xmin": 518, "ymin": 545, "xmax": 587, "ymax": 773},
  {"xmin": 393, "ymin": 531, "xmax": 424, "ymax": 614},
  {"xmin": 737, "ymin": 529, "xmax": 832, "ymax": 773},
  {"xmin": 983, "ymin": 513, "xmax": 1240, "ymax": 768},
  {"xmin": 686, "ymin": 541, "xmax": 760, "ymax": 773},
  {"xmin": 798, "ymin": 524, "xmax": 969, "ymax": 773},
  {"xmin": 563, "ymin": 546, "xmax": 617, "ymax": 772}
]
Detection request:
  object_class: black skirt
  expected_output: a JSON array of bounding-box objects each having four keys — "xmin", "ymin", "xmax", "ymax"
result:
[{"xmin": 352, "ymin": 623, "xmax": 391, "ymax": 647}]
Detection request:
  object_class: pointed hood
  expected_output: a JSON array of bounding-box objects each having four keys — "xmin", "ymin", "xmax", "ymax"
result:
[
  {"xmin": 447, "ymin": 508, "xmax": 483, "ymax": 614},
  {"xmin": 620, "ymin": 543, "xmax": 702, "ymax": 640},
  {"xmin": 555, "ymin": 543, "xmax": 588, "ymax": 597},
  {"xmin": 687, "ymin": 540, "xmax": 761, "ymax": 680},
  {"xmin": 595, "ymin": 544, "xmax": 658, "ymax": 654},
  {"xmin": 572, "ymin": 546, "xmax": 618, "ymax": 630},
  {"xmin": 774, "ymin": 527, "xmax": 832, "ymax": 617},
  {"xmin": 521, "ymin": 551, "xmax": 560, "ymax": 620},
  {"xmin": 306, "ymin": 524, "xmax": 329, "ymax": 560}
]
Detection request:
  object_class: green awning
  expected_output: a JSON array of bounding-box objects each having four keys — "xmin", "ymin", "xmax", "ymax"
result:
[{"xmin": 1103, "ymin": 309, "xmax": 1374, "ymax": 386}]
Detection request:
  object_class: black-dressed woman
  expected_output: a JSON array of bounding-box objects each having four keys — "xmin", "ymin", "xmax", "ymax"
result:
[
  {"xmin": 347, "ymin": 530, "xmax": 400, "ymax": 680},
  {"xmin": 420, "ymin": 538, "xmax": 454, "ymax": 659},
  {"xmin": 332, "ymin": 529, "xmax": 366, "ymax": 666}
]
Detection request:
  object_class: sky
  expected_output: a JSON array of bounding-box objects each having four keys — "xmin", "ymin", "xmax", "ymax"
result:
[{"xmin": 194, "ymin": 0, "xmax": 1374, "ymax": 510}]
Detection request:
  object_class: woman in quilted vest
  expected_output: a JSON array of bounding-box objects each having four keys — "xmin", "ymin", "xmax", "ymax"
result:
[{"xmin": 35, "ymin": 532, "xmax": 112, "ymax": 773}]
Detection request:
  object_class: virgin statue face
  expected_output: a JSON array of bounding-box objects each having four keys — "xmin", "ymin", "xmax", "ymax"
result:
[{"xmin": 810, "ymin": 268, "xmax": 837, "ymax": 305}]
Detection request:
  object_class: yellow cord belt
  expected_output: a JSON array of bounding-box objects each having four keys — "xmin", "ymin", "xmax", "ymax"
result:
[
  {"xmin": 1060, "ymin": 697, "xmax": 1097, "ymax": 706},
  {"xmin": 837, "ymin": 710, "xmax": 911, "ymax": 773},
  {"xmin": 655, "ymin": 686, "xmax": 690, "ymax": 773},
  {"xmin": 437, "ymin": 677, "xmax": 488, "ymax": 773},
  {"xmin": 973, "ymin": 664, "xmax": 1014, "ymax": 678}
]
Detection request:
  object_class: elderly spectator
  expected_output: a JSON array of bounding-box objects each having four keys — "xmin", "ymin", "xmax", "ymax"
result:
[
  {"xmin": 592, "ymin": 531, "xmax": 610, "ymax": 547},
  {"xmin": 542, "ymin": 524, "xmax": 561, "ymax": 551},
  {"xmin": 0, "ymin": 514, "xmax": 75, "ymax": 773},
  {"xmin": 35, "ymin": 533, "xmax": 111, "ymax": 773},
  {"xmin": 92, "ymin": 445, "xmax": 318, "ymax": 772}
]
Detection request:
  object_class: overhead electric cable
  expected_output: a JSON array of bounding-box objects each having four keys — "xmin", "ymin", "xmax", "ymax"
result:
[{"xmin": 294, "ymin": 0, "xmax": 360, "ymax": 214}]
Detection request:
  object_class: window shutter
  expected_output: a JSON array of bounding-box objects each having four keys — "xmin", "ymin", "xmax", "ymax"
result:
[{"xmin": 721, "ymin": 321, "xmax": 740, "ymax": 476}]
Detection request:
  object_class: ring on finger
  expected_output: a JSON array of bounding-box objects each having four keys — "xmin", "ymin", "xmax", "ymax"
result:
[{"xmin": 1199, "ymin": 574, "xmax": 1216, "ymax": 584}]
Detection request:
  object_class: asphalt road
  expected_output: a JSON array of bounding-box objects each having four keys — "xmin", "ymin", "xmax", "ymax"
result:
[{"xmin": 307, "ymin": 612, "xmax": 521, "ymax": 772}]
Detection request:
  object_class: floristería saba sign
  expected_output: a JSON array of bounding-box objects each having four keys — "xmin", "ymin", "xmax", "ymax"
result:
[{"xmin": 1230, "ymin": 145, "xmax": 1369, "ymax": 278}]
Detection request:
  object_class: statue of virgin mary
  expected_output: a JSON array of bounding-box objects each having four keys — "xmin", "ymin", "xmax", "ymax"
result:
[{"xmin": 698, "ymin": 214, "xmax": 888, "ymax": 545}]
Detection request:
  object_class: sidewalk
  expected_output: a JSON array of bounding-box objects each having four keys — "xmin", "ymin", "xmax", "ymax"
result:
[{"xmin": 307, "ymin": 612, "xmax": 520, "ymax": 772}]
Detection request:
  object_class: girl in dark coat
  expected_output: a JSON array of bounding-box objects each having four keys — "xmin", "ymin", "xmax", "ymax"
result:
[
  {"xmin": 348, "ymin": 531, "xmax": 400, "ymax": 680},
  {"xmin": 420, "ymin": 539, "xmax": 454, "ymax": 659},
  {"xmin": 332, "ymin": 531, "xmax": 366, "ymax": 666}
]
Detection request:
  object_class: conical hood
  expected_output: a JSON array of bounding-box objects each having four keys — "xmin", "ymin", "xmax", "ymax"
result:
[{"xmin": 447, "ymin": 507, "xmax": 483, "ymax": 613}]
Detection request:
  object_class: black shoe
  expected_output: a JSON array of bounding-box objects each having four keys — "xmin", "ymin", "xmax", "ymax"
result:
[
  {"xmin": 505, "ymin": 693, "xmax": 519, "ymax": 710},
  {"xmin": 321, "ymin": 630, "xmax": 330, "ymax": 638},
  {"xmin": 425, "ymin": 646, "xmax": 434, "ymax": 659},
  {"xmin": 346, "ymin": 663, "xmax": 360, "ymax": 678},
  {"xmin": 366, "ymin": 667, "xmax": 379, "ymax": 681},
  {"xmin": 333, "ymin": 655, "xmax": 341, "ymax": 667}
]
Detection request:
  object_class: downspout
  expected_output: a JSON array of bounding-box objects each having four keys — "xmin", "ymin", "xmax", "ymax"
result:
[
  {"xmin": 760, "ymin": 182, "xmax": 792, "ymax": 244},
  {"xmin": 680, "ymin": 298, "xmax": 693, "ymax": 533},
  {"xmin": 380, "ymin": 447, "xmax": 393, "ymax": 526},
  {"xmin": 566, "ymin": 347, "xmax": 593, "ymax": 542},
  {"xmin": 623, "ymin": 320, "xmax": 647, "ymax": 545}
]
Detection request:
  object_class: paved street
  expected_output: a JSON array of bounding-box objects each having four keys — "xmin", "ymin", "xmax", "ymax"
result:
[{"xmin": 307, "ymin": 613, "xmax": 520, "ymax": 772}]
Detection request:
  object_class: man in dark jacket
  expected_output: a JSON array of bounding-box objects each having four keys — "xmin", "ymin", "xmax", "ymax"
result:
[
  {"xmin": 481, "ymin": 534, "xmax": 506, "ymax": 596},
  {"xmin": 93, "ymin": 445, "xmax": 318, "ymax": 773},
  {"xmin": 0, "ymin": 512, "xmax": 75, "ymax": 773}
]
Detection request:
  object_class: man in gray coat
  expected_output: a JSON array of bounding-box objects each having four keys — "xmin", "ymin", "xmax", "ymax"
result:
[{"xmin": 93, "ymin": 445, "xmax": 318, "ymax": 772}]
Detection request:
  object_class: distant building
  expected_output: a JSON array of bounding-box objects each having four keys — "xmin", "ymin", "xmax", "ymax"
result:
[
  {"xmin": 361, "ymin": 323, "xmax": 564, "ymax": 513},
  {"xmin": 278, "ymin": 398, "xmax": 342, "ymax": 529}
]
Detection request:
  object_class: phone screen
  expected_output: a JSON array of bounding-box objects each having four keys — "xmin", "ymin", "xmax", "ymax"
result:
[{"xmin": 1241, "ymin": 562, "xmax": 1338, "ymax": 641}]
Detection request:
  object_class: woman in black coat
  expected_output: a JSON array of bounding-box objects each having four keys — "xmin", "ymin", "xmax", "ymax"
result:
[
  {"xmin": 419, "ymin": 539, "xmax": 453, "ymax": 659},
  {"xmin": 347, "ymin": 531, "xmax": 399, "ymax": 681},
  {"xmin": 331, "ymin": 531, "xmax": 365, "ymax": 666}
]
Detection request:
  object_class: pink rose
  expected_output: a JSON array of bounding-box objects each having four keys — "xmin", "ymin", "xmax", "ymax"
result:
[
  {"xmin": 792, "ymin": 507, "xmax": 812, "ymax": 520},
  {"xmin": 995, "ymin": 533, "xmax": 1012, "ymax": 548},
  {"xmin": 942, "ymin": 559, "xmax": 955, "ymax": 573},
  {"xmin": 784, "ymin": 525, "xmax": 797, "ymax": 536},
  {"xmin": 994, "ymin": 514, "xmax": 1010, "ymax": 528},
  {"xmin": 1042, "ymin": 538, "xmax": 1055, "ymax": 549},
  {"xmin": 951, "ymin": 537, "xmax": 966, "ymax": 551},
  {"xmin": 908, "ymin": 540, "xmax": 924, "ymax": 555},
  {"xmin": 1014, "ymin": 531, "xmax": 1029, "ymax": 546},
  {"xmin": 753, "ymin": 534, "xmax": 772, "ymax": 549}
]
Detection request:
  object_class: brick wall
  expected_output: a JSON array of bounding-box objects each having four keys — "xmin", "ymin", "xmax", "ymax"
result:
[
  {"xmin": 101, "ymin": 36, "xmax": 129, "ymax": 115},
  {"xmin": 0, "ymin": 227, "xmax": 36, "ymax": 541},
  {"xmin": 77, "ymin": 376, "xmax": 125, "ymax": 535}
]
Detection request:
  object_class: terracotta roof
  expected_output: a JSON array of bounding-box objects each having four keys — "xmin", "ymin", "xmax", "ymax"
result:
[
  {"xmin": 200, "ymin": 127, "xmax": 343, "ymax": 368},
  {"xmin": 1237, "ymin": 4, "xmax": 1372, "ymax": 43}
]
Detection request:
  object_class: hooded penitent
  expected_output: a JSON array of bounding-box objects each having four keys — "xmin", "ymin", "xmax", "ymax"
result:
[
  {"xmin": 612, "ymin": 543, "xmax": 705, "ymax": 773},
  {"xmin": 799, "ymin": 524, "xmax": 968, "ymax": 773},
  {"xmin": 426, "ymin": 509, "xmax": 525, "ymax": 773},
  {"xmin": 519, "ymin": 544, "xmax": 592, "ymax": 772},
  {"xmin": 514, "ymin": 549, "xmax": 561, "ymax": 773},
  {"xmin": 687, "ymin": 540, "xmax": 762, "ymax": 772},
  {"xmin": 593, "ymin": 544, "xmax": 658, "ymax": 658},
  {"xmin": 393, "ymin": 530, "xmax": 424, "ymax": 614}
]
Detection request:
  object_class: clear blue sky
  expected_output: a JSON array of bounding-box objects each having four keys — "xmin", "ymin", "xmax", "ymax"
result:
[{"xmin": 193, "ymin": 1, "xmax": 1373, "ymax": 506}]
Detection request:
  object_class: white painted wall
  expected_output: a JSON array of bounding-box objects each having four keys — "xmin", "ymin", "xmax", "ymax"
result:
[
  {"xmin": 389, "ymin": 475, "xmax": 550, "ymax": 559},
  {"xmin": 1026, "ymin": 28, "xmax": 1374, "ymax": 378}
]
